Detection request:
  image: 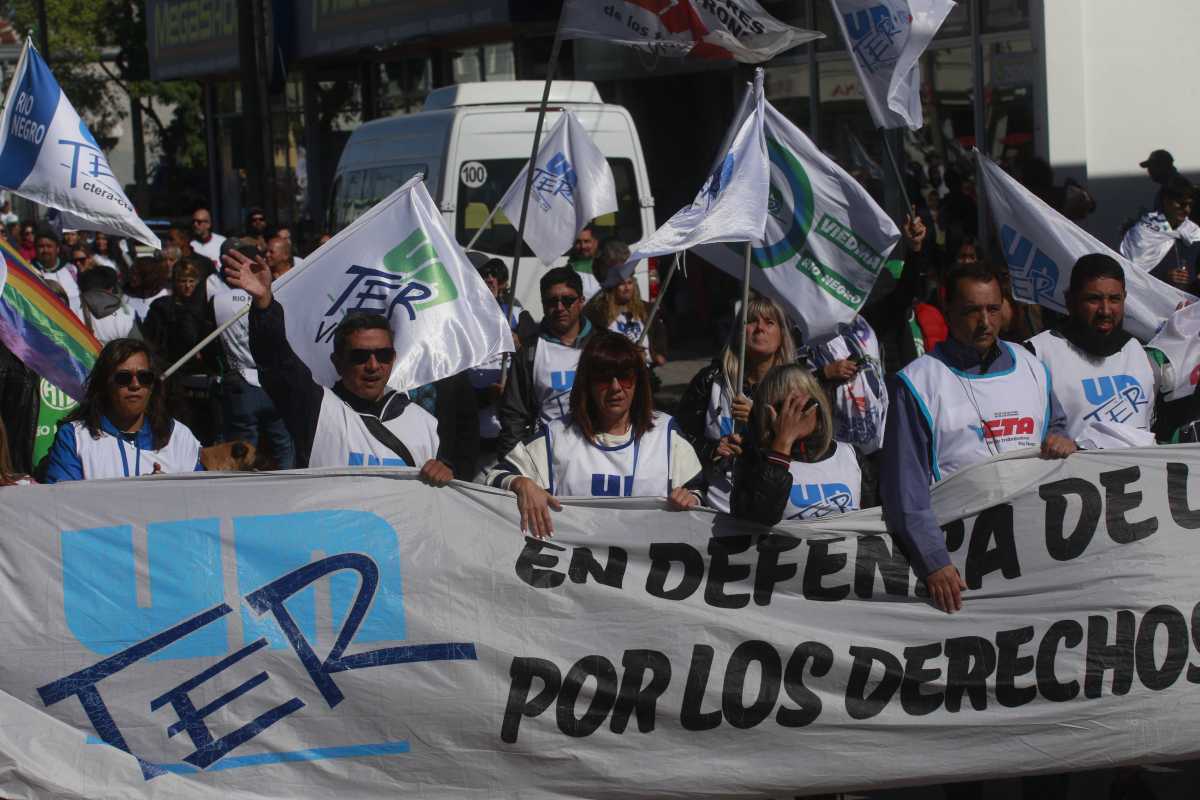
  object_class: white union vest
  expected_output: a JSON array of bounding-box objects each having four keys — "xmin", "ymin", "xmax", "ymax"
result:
[
  {"xmin": 308, "ymin": 389, "xmax": 440, "ymax": 469},
  {"xmin": 784, "ymin": 442, "xmax": 862, "ymax": 520},
  {"xmin": 897, "ymin": 342, "xmax": 1050, "ymax": 482},
  {"xmin": 544, "ymin": 411, "xmax": 677, "ymax": 497},
  {"xmin": 71, "ymin": 420, "xmax": 200, "ymax": 479},
  {"xmin": 704, "ymin": 379, "xmax": 736, "ymax": 513},
  {"xmin": 532, "ymin": 339, "xmax": 582, "ymax": 424},
  {"xmin": 1028, "ymin": 331, "xmax": 1154, "ymax": 441},
  {"xmin": 212, "ymin": 286, "xmax": 259, "ymax": 386}
]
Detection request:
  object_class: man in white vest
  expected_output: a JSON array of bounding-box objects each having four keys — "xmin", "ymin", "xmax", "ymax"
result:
[
  {"xmin": 880, "ymin": 264, "xmax": 1076, "ymax": 614},
  {"xmin": 496, "ymin": 266, "xmax": 595, "ymax": 458},
  {"xmin": 222, "ymin": 250, "xmax": 450, "ymax": 484},
  {"xmin": 1026, "ymin": 254, "xmax": 1183, "ymax": 449}
]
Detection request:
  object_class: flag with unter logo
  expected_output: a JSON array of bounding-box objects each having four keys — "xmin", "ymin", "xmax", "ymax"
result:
[
  {"xmin": 0, "ymin": 40, "xmax": 157, "ymax": 248},
  {"xmin": 277, "ymin": 175, "xmax": 514, "ymax": 393}
]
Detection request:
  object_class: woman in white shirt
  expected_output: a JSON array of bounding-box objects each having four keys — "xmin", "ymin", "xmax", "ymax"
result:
[{"xmin": 487, "ymin": 331, "xmax": 702, "ymax": 537}]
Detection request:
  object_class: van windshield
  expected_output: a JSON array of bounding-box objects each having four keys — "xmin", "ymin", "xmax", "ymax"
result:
[
  {"xmin": 329, "ymin": 163, "xmax": 429, "ymax": 231},
  {"xmin": 455, "ymin": 158, "xmax": 643, "ymax": 257}
]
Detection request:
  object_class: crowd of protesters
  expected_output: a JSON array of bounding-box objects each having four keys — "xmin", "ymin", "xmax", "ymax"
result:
[{"xmin": 0, "ymin": 148, "xmax": 1195, "ymax": 797}]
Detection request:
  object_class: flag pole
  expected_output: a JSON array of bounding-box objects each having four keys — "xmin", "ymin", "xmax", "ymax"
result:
[
  {"xmin": 465, "ymin": 202, "xmax": 503, "ymax": 251},
  {"xmin": 637, "ymin": 251, "xmax": 682, "ymax": 348},
  {"xmin": 735, "ymin": 241, "xmax": 753, "ymax": 394},
  {"xmin": 880, "ymin": 129, "xmax": 914, "ymax": 209},
  {"xmin": 505, "ymin": 26, "xmax": 564, "ymax": 326}
]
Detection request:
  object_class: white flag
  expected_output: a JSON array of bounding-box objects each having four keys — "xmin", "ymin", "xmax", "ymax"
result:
[
  {"xmin": 498, "ymin": 112, "xmax": 617, "ymax": 266},
  {"xmin": 831, "ymin": 0, "xmax": 956, "ymax": 130},
  {"xmin": 628, "ymin": 71, "xmax": 769, "ymax": 262},
  {"xmin": 695, "ymin": 100, "xmax": 900, "ymax": 339},
  {"xmin": 559, "ymin": 0, "xmax": 823, "ymax": 63},
  {"xmin": 0, "ymin": 41, "xmax": 157, "ymax": 249},
  {"xmin": 977, "ymin": 153, "xmax": 1193, "ymax": 342},
  {"xmin": 277, "ymin": 175, "xmax": 514, "ymax": 393},
  {"xmin": 1119, "ymin": 211, "xmax": 1200, "ymax": 273},
  {"xmin": 1147, "ymin": 302, "xmax": 1200, "ymax": 401}
]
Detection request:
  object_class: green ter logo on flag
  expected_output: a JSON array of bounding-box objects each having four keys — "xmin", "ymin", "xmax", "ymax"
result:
[{"xmin": 316, "ymin": 229, "xmax": 459, "ymax": 344}]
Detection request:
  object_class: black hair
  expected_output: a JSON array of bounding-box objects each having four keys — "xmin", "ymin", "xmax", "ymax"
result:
[
  {"xmin": 332, "ymin": 312, "xmax": 392, "ymax": 360},
  {"xmin": 34, "ymin": 225, "xmax": 59, "ymax": 244},
  {"xmin": 1164, "ymin": 175, "xmax": 1194, "ymax": 201},
  {"xmin": 1068, "ymin": 254, "xmax": 1125, "ymax": 296},
  {"xmin": 540, "ymin": 266, "xmax": 583, "ymax": 299},
  {"xmin": 943, "ymin": 262, "xmax": 1000, "ymax": 305},
  {"xmin": 77, "ymin": 266, "xmax": 119, "ymax": 294},
  {"xmin": 478, "ymin": 257, "xmax": 508, "ymax": 283},
  {"xmin": 65, "ymin": 338, "xmax": 173, "ymax": 450}
]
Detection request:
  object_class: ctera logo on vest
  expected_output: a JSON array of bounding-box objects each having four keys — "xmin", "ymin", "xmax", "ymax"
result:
[
  {"xmin": 41, "ymin": 510, "xmax": 476, "ymax": 779},
  {"xmin": 1082, "ymin": 375, "xmax": 1149, "ymax": 425},
  {"xmin": 316, "ymin": 228, "xmax": 459, "ymax": 344},
  {"xmin": 969, "ymin": 416, "xmax": 1036, "ymax": 442},
  {"xmin": 790, "ymin": 482, "xmax": 854, "ymax": 516}
]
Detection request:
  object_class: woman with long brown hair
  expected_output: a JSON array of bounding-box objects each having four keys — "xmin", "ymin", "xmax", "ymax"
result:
[
  {"xmin": 44, "ymin": 338, "xmax": 202, "ymax": 481},
  {"xmin": 487, "ymin": 331, "xmax": 702, "ymax": 537},
  {"xmin": 0, "ymin": 418, "xmax": 33, "ymax": 486}
]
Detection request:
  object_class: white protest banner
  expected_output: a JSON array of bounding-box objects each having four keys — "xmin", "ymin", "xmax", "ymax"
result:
[
  {"xmin": 977, "ymin": 154, "xmax": 1193, "ymax": 342},
  {"xmin": 628, "ymin": 71, "xmax": 769, "ymax": 262},
  {"xmin": 831, "ymin": 0, "xmax": 956, "ymax": 130},
  {"xmin": 559, "ymin": 0, "xmax": 823, "ymax": 63},
  {"xmin": 0, "ymin": 41, "xmax": 158, "ymax": 249},
  {"xmin": 5, "ymin": 447, "xmax": 1200, "ymax": 797},
  {"xmin": 696, "ymin": 100, "xmax": 901, "ymax": 338},
  {"xmin": 498, "ymin": 112, "xmax": 617, "ymax": 266},
  {"xmin": 1148, "ymin": 301, "xmax": 1200, "ymax": 401},
  {"xmin": 277, "ymin": 174, "xmax": 513, "ymax": 393}
]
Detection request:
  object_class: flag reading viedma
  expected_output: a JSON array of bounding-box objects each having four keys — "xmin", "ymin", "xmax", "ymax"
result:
[
  {"xmin": 277, "ymin": 175, "xmax": 514, "ymax": 393},
  {"xmin": 0, "ymin": 41, "xmax": 158, "ymax": 249}
]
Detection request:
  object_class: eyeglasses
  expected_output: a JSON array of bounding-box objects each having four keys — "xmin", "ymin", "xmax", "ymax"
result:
[
  {"xmin": 345, "ymin": 347, "xmax": 396, "ymax": 365},
  {"xmin": 72, "ymin": 256, "xmax": 88, "ymax": 265},
  {"xmin": 592, "ymin": 370, "xmax": 636, "ymax": 389},
  {"xmin": 250, "ymin": 215, "xmax": 266, "ymax": 223},
  {"xmin": 191, "ymin": 218, "xmax": 211, "ymax": 225},
  {"xmin": 543, "ymin": 294, "xmax": 579, "ymax": 309},
  {"xmin": 112, "ymin": 369, "xmax": 156, "ymax": 387}
]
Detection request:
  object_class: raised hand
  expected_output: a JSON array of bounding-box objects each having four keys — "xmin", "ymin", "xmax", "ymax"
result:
[{"xmin": 222, "ymin": 249, "xmax": 274, "ymax": 309}]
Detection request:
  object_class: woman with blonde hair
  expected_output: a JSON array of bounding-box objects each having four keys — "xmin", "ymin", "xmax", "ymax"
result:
[
  {"xmin": 677, "ymin": 291, "xmax": 797, "ymax": 512},
  {"xmin": 729, "ymin": 364, "xmax": 861, "ymax": 525},
  {"xmin": 584, "ymin": 263, "xmax": 666, "ymax": 367}
]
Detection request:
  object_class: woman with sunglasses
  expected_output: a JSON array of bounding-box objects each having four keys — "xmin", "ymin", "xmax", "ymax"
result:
[
  {"xmin": 45, "ymin": 339, "xmax": 202, "ymax": 481},
  {"xmin": 730, "ymin": 364, "xmax": 861, "ymax": 525},
  {"xmin": 676, "ymin": 292, "xmax": 797, "ymax": 514},
  {"xmin": 487, "ymin": 331, "xmax": 703, "ymax": 538}
]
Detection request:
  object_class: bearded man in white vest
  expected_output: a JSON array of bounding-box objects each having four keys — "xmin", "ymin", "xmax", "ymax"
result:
[
  {"xmin": 1025, "ymin": 254, "xmax": 1187, "ymax": 450},
  {"xmin": 223, "ymin": 250, "xmax": 451, "ymax": 485},
  {"xmin": 880, "ymin": 263, "xmax": 1076, "ymax": 614}
]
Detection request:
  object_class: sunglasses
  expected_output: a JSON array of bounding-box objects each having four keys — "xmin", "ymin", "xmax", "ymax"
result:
[
  {"xmin": 543, "ymin": 294, "xmax": 579, "ymax": 309},
  {"xmin": 345, "ymin": 347, "xmax": 396, "ymax": 365},
  {"xmin": 592, "ymin": 370, "xmax": 636, "ymax": 389},
  {"xmin": 112, "ymin": 369, "xmax": 156, "ymax": 387},
  {"xmin": 191, "ymin": 218, "xmax": 210, "ymax": 225},
  {"xmin": 72, "ymin": 256, "xmax": 88, "ymax": 264},
  {"xmin": 251, "ymin": 216, "xmax": 266, "ymax": 222}
]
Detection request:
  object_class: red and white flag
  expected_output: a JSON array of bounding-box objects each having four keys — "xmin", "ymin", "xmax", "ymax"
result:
[{"xmin": 559, "ymin": 0, "xmax": 823, "ymax": 63}]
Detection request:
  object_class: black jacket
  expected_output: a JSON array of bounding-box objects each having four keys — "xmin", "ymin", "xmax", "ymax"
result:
[{"xmin": 730, "ymin": 440, "xmax": 852, "ymax": 527}]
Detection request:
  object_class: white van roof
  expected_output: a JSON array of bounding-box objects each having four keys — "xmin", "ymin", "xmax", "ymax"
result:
[{"xmin": 423, "ymin": 81, "xmax": 604, "ymax": 110}]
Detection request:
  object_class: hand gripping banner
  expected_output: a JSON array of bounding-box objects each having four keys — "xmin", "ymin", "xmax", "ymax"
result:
[{"xmin": 3, "ymin": 447, "xmax": 1200, "ymax": 797}]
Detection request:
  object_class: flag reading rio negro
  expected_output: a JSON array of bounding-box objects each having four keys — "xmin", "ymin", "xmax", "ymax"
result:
[
  {"xmin": 5, "ymin": 449, "xmax": 1200, "ymax": 796},
  {"xmin": 696, "ymin": 98, "xmax": 900, "ymax": 338},
  {"xmin": 277, "ymin": 175, "xmax": 513, "ymax": 393},
  {"xmin": 0, "ymin": 40, "xmax": 158, "ymax": 249},
  {"xmin": 498, "ymin": 111, "xmax": 618, "ymax": 266}
]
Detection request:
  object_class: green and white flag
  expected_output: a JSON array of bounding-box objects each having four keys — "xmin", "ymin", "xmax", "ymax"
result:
[
  {"xmin": 278, "ymin": 175, "xmax": 513, "ymax": 393},
  {"xmin": 696, "ymin": 101, "xmax": 900, "ymax": 338}
]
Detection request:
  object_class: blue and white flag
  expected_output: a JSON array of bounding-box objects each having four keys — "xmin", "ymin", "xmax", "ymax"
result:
[
  {"xmin": 977, "ymin": 153, "xmax": 1191, "ymax": 342},
  {"xmin": 0, "ymin": 41, "xmax": 157, "ymax": 249},
  {"xmin": 628, "ymin": 70, "xmax": 769, "ymax": 261},
  {"xmin": 831, "ymin": 0, "xmax": 956, "ymax": 130},
  {"xmin": 498, "ymin": 111, "xmax": 617, "ymax": 266},
  {"xmin": 277, "ymin": 174, "xmax": 513, "ymax": 393}
]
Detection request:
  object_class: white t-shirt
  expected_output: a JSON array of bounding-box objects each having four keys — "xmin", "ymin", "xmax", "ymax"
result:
[
  {"xmin": 191, "ymin": 233, "xmax": 227, "ymax": 263},
  {"xmin": 211, "ymin": 284, "xmax": 259, "ymax": 386},
  {"xmin": 308, "ymin": 389, "xmax": 439, "ymax": 469}
]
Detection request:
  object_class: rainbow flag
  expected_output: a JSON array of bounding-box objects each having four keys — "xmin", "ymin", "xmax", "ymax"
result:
[{"xmin": 0, "ymin": 240, "xmax": 99, "ymax": 400}]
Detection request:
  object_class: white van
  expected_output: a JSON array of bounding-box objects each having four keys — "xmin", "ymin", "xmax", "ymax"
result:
[{"xmin": 329, "ymin": 80, "xmax": 658, "ymax": 315}]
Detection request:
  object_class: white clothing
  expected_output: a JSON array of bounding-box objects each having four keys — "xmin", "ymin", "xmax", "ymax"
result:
[
  {"xmin": 212, "ymin": 284, "xmax": 259, "ymax": 386},
  {"xmin": 68, "ymin": 420, "xmax": 200, "ymax": 479},
  {"xmin": 191, "ymin": 233, "xmax": 227, "ymax": 263},
  {"xmin": 532, "ymin": 339, "xmax": 582, "ymax": 424},
  {"xmin": 125, "ymin": 289, "xmax": 169, "ymax": 324},
  {"xmin": 308, "ymin": 389, "xmax": 439, "ymax": 469},
  {"xmin": 783, "ymin": 441, "xmax": 861, "ymax": 520},
  {"xmin": 704, "ymin": 378, "xmax": 736, "ymax": 513}
]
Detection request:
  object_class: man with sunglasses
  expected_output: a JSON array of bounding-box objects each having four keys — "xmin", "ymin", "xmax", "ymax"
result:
[
  {"xmin": 190, "ymin": 205, "xmax": 226, "ymax": 264},
  {"xmin": 496, "ymin": 267, "xmax": 595, "ymax": 459},
  {"xmin": 223, "ymin": 249, "xmax": 449, "ymax": 484}
]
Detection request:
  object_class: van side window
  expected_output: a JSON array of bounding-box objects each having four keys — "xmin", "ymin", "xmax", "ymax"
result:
[
  {"xmin": 456, "ymin": 158, "xmax": 643, "ymax": 256},
  {"xmin": 331, "ymin": 164, "xmax": 428, "ymax": 232}
]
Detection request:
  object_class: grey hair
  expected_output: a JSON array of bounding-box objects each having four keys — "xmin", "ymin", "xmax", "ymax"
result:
[{"xmin": 749, "ymin": 364, "xmax": 833, "ymax": 460}]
